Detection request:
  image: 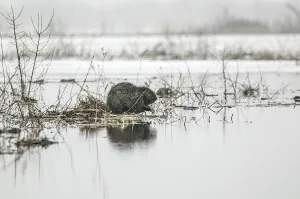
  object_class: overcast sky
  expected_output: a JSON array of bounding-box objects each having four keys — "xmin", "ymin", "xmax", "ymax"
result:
[{"xmin": 0, "ymin": 0, "xmax": 299, "ymax": 33}]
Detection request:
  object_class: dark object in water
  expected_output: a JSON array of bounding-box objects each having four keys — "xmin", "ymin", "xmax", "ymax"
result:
[
  {"xmin": 293, "ymin": 96, "xmax": 300, "ymax": 102},
  {"xmin": 0, "ymin": 127, "xmax": 21, "ymax": 134},
  {"xmin": 60, "ymin": 78, "xmax": 76, "ymax": 83},
  {"xmin": 156, "ymin": 87, "xmax": 175, "ymax": 98},
  {"xmin": 0, "ymin": 127, "xmax": 21, "ymax": 139},
  {"xmin": 225, "ymin": 92, "xmax": 235, "ymax": 95},
  {"xmin": 106, "ymin": 82, "xmax": 157, "ymax": 114},
  {"xmin": 22, "ymin": 96, "xmax": 38, "ymax": 103},
  {"xmin": 173, "ymin": 105, "xmax": 199, "ymax": 110},
  {"xmin": 183, "ymin": 106, "xmax": 199, "ymax": 111},
  {"xmin": 206, "ymin": 94, "xmax": 219, "ymax": 97},
  {"xmin": 16, "ymin": 138, "xmax": 58, "ymax": 147},
  {"xmin": 32, "ymin": 79, "xmax": 44, "ymax": 84},
  {"xmin": 243, "ymin": 88, "xmax": 259, "ymax": 97}
]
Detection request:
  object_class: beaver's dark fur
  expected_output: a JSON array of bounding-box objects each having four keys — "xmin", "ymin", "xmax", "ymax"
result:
[{"xmin": 106, "ymin": 82, "xmax": 157, "ymax": 114}]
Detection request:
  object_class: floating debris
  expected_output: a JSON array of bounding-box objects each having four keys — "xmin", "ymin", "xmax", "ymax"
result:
[
  {"xmin": 183, "ymin": 106, "xmax": 199, "ymax": 111},
  {"xmin": 16, "ymin": 138, "xmax": 58, "ymax": 147},
  {"xmin": 173, "ymin": 105, "xmax": 199, "ymax": 110},
  {"xmin": 60, "ymin": 78, "xmax": 76, "ymax": 83},
  {"xmin": 206, "ymin": 94, "xmax": 219, "ymax": 97},
  {"xmin": 293, "ymin": 96, "xmax": 300, "ymax": 102},
  {"xmin": 32, "ymin": 79, "xmax": 45, "ymax": 84}
]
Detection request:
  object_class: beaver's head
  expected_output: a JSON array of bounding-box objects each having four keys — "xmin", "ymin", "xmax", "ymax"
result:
[{"xmin": 140, "ymin": 87, "xmax": 157, "ymax": 105}]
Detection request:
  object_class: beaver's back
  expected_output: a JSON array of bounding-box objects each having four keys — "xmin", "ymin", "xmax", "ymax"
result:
[{"xmin": 107, "ymin": 82, "xmax": 152, "ymax": 114}]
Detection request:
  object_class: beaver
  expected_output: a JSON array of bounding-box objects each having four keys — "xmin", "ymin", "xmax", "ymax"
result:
[{"xmin": 106, "ymin": 82, "xmax": 157, "ymax": 114}]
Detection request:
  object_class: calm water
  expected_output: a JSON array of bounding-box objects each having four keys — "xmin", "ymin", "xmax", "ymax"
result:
[
  {"xmin": 1, "ymin": 61, "xmax": 300, "ymax": 199},
  {"xmin": 0, "ymin": 106, "xmax": 300, "ymax": 199}
]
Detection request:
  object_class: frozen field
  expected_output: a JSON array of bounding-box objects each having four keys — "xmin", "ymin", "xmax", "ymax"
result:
[
  {"xmin": 9, "ymin": 59, "xmax": 300, "ymax": 81},
  {"xmin": 2, "ymin": 34, "xmax": 300, "ymax": 60}
]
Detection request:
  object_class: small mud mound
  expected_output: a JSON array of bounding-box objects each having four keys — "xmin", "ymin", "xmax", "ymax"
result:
[
  {"xmin": 156, "ymin": 88, "xmax": 175, "ymax": 98},
  {"xmin": 242, "ymin": 87, "xmax": 259, "ymax": 98}
]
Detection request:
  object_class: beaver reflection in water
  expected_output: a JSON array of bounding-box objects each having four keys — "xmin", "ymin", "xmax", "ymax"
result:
[
  {"xmin": 106, "ymin": 123, "xmax": 156, "ymax": 149},
  {"xmin": 106, "ymin": 82, "xmax": 157, "ymax": 114}
]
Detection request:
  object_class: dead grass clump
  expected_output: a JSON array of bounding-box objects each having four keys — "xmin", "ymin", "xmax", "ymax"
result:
[
  {"xmin": 76, "ymin": 95, "xmax": 109, "ymax": 113},
  {"xmin": 16, "ymin": 138, "xmax": 58, "ymax": 147},
  {"xmin": 54, "ymin": 95, "xmax": 110, "ymax": 121}
]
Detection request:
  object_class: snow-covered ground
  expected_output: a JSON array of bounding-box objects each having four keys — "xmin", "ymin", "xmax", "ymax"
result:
[
  {"xmin": 1, "ymin": 34, "xmax": 300, "ymax": 60},
  {"xmin": 2, "ymin": 59, "xmax": 300, "ymax": 82},
  {"xmin": 45, "ymin": 34, "xmax": 300, "ymax": 54},
  {"xmin": 43, "ymin": 60, "xmax": 300, "ymax": 80}
]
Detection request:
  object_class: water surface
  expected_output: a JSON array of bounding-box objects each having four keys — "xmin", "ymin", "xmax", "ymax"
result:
[{"xmin": 0, "ymin": 106, "xmax": 300, "ymax": 199}]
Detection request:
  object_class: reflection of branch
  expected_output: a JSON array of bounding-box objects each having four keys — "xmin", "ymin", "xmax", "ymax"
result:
[
  {"xmin": 65, "ymin": 142, "xmax": 76, "ymax": 176},
  {"xmin": 95, "ymin": 132, "xmax": 102, "ymax": 184},
  {"xmin": 1, "ymin": 151, "xmax": 25, "ymax": 170}
]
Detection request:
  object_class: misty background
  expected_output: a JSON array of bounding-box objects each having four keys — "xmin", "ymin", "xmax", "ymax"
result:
[{"xmin": 0, "ymin": 0, "xmax": 300, "ymax": 35}]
